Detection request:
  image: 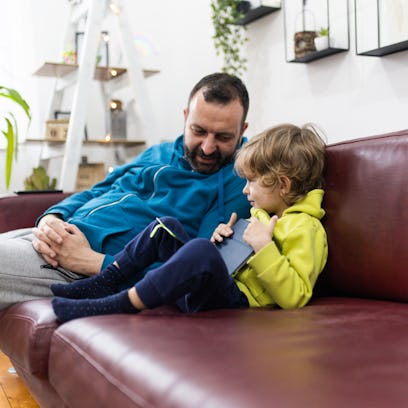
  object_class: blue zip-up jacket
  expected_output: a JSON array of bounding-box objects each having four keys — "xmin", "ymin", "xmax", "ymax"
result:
[{"xmin": 41, "ymin": 135, "xmax": 251, "ymax": 268}]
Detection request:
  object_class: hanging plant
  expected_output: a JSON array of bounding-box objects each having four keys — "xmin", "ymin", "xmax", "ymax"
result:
[
  {"xmin": 210, "ymin": 0, "xmax": 248, "ymax": 77},
  {"xmin": 0, "ymin": 86, "xmax": 31, "ymax": 189}
]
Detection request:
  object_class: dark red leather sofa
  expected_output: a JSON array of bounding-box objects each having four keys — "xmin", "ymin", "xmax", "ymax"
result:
[{"xmin": 1, "ymin": 129, "xmax": 408, "ymax": 408}]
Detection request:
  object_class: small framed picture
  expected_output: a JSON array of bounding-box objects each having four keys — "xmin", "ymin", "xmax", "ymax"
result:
[
  {"xmin": 75, "ymin": 31, "xmax": 110, "ymax": 66},
  {"xmin": 54, "ymin": 110, "xmax": 71, "ymax": 120}
]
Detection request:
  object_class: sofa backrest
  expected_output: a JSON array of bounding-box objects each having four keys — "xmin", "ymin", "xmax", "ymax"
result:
[
  {"xmin": 320, "ymin": 129, "xmax": 408, "ymax": 302},
  {"xmin": 0, "ymin": 192, "xmax": 72, "ymax": 232}
]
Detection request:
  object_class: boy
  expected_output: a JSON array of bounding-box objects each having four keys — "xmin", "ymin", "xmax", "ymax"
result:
[{"xmin": 51, "ymin": 123, "xmax": 328, "ymax": 321}]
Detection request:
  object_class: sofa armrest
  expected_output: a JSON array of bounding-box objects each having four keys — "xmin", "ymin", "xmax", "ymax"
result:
[{"xmin": 0, "ymin": 192, "xmax": 72, "ymax": 233}]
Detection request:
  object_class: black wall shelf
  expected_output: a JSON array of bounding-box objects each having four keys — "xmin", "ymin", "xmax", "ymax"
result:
[
  {"xmin": 357, "ymin": 40, "xmax": 408, "ymax": 57},
  {"xmin": 288, "ymin": 47, "xmax": 347, "ymax": 63},
  {"xmin": 235, "ymin": 5, "xmax": 281, "ymax": 26},
  {"xmin": 283, "ymin": 0, "xmax": 349, "ymax": 64},
  {"xmin": 354, "ymin": 0, "xmax": 408, "ymax": 57}
]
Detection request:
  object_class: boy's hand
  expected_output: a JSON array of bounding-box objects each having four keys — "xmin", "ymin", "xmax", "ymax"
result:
[
  {"xmin": 210, "ymin": 212, "xmax": 238, "ymax": 243},
  {"xmin": 243, "ymin": 215, "xmax": 279, "ymax": 253}
]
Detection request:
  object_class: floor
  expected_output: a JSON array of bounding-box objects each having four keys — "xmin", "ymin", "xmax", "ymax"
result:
[{"xmin": 0, "ymin": 351, "xmax": 39, "ymax": 408}]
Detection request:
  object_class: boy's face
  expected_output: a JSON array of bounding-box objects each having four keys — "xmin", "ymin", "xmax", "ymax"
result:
[
  {"xmin": 242, "ymin": 178, "xmax": 289, "ymax": 217},
  {"xmin": 183, "ymin": 90, "xmax": 248, "ymax": 174}
]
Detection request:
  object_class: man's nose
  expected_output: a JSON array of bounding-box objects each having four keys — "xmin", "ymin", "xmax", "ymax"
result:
[{"xmin": 201, "ymin": 134, "xmax": 217, "ymax": 155}]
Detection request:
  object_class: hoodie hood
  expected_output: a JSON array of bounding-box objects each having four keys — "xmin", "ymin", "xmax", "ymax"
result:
[{"xmin": 283, "ymin": 189, "xmax": 325, "ymax": 220}]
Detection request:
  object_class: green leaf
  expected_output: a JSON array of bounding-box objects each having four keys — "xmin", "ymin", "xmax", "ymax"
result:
[
  {"xmin": 210, "ymin": 0, "xmax": 248, "ymax": 77},
  {"xmin": 0, "ymin": 86, "xmax": 31, "ymax": 189},
  {"xmin": 0, "ymin": 86, "xmax": 31, "ymax": 120},
  {"xmin": 2, "ymin": 118, "xmax": 14, "ymax": 188}
]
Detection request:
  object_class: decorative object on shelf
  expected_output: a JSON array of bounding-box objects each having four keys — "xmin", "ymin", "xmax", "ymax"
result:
[
  {"xmin": 75, "ymin": 31, "xmax": 110, "ymax": 66},
  {"xmin": 293, "ymin": 0, "xmax": 316, "ymax": 58},
  {"xmin": 210, "ymin": 0, "xmax": 248, "ymax": 76},
  {"xmin": 45, "ymin": 119, "xmax": 69, "ymax": 141},
  {"xmin": 52, "ymin": 110, "xmax": 88, "ymax": 141},
  {"xmin": 62, "ymin": 48, "xmax": 77, "ymax": 64},
  {"xmin": 355, "ymin": 0, "xmax": 408, "ymax": 56},
  {"xmin": 106, "ymin": 99, "xmax": 127, "ymax": 140},
  {"xmin": 283, "ymin": 0, "xmax": 349, "ymax": 63},
  {"xmin": 235, "ymin": 1, "xmax": 281, "ymax": 25},
  {"xmin": 261, "ymin": 0, "xmax": 281, "ymax": 6},
  {"xmin": 75, "ymin": 156, "xmax": 105, "ymax": 191},
  {"xmin": 294, "ymin": 31, "xmax": 317, "ymax": 58},
  {"xmin": 315, "ymin": 26, "xmax": 329, "ymax": 51},
  {"xmin": 237, "ymin": 1, "xmax": 251, "ymax": 14},
  {"xmin": 24, "ymin": 166, "xmax": 57, "ymax": 191},
  {"xmin": 0, "ymin": 86, "xmax": 31, "ymax": 189}
]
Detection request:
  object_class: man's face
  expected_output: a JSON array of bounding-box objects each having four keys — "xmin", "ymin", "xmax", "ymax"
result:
[{"xmin": 183, "ymin": 91, "xmax": 248, "ymax": 174}]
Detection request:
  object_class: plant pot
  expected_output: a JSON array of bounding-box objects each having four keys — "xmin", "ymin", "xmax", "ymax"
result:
[
  {"xmin": 237, "ymin": 1, "xmax": 251, "ymax": 14},
  {"xmin": 315, "ymin": 36, "xmax": 329, "ymax": 51}
]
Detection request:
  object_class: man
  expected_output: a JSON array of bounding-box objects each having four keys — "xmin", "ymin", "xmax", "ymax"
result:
[{"xmin": 0, "ymin": 72, "xmax": 251, "ymax": 310}]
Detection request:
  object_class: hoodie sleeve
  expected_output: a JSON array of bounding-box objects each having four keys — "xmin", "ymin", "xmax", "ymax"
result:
[{"xmin": 247, "ymin": 217, "xmax": 328, "ymax": 309}]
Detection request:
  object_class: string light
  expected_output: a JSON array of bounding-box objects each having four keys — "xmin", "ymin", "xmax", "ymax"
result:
[{"xmin": 109, "ymin": 2, "xmax": 121, "ymax": 16}]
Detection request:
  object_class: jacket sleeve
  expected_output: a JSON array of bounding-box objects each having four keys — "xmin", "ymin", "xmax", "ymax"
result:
[
  {"xmin": 37, "ymin": 163, "xmax": 131, "ymax": 223},
  {"xmin": 248, "ymin": 220, "xmax": 328, "ymax": 309},
  {"xmin": 38, "ymin": 145, "xmax": 160, "ymax": 223}
]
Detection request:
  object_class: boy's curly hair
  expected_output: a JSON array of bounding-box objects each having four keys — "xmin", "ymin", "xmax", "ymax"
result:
[{"xmin": 234, "ymin": 123, "xmax": 326, "ymax": 206}]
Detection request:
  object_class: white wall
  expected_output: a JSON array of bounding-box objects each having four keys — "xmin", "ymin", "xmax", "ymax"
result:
[{"xmin": 1, "ymin": 0, "xmax": 408, "ymax": 192}]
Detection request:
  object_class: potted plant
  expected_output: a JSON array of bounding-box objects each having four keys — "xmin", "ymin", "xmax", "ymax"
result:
[
  {"xmin": 210, "ymin": 0, "xmax": 248, "ymax": 77},
  {"xmin": 0, "ymin": 86, "xmax": 31, "ymax": 189},
  {"xmin": 24, "ymin": 166, "xmax": 57, "ymax": 191},
  {"xmin": 315, "ymin": 27, "xmax": 329, "ymax": 51}
]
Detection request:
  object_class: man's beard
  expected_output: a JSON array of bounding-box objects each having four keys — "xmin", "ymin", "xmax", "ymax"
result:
[{"xmin": 184, "ymin": 144, "xmax": 234, "ymax": 174}]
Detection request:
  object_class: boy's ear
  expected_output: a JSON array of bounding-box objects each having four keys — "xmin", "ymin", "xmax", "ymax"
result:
[{"xmin": 279, "ymin": 176, "xmax": 291, "ymax": 196}]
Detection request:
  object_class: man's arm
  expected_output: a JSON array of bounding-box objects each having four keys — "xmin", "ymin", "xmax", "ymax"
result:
[{"xmin": 32, "ymin": 159, "xmax": 144, "ymax": 272}]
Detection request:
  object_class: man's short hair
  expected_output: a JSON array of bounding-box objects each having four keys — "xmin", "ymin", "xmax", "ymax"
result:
[{"xmin": 188, "ymin": 73, "xmax": 249, "ymax": 128}]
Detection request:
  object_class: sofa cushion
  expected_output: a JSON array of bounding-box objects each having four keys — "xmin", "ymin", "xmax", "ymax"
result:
[
  {"xmin": 49, "ymin": 299, "xmax": 408, "ymax": 408},
  {"xmin": 323, "ymin": 129, "xmax": 408, "ymax": 301},
  {"xmin": 0, "ymin": 299, "xmax": 58, "ymax": 378}
]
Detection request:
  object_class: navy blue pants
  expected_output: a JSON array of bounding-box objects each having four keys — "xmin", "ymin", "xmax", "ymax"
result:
[{"xmin": 114, "ymin": 217, "xmax": 249, "ymax": 313}]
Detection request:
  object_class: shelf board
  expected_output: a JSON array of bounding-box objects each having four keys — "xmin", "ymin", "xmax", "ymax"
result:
[
  {"xmin": 235, "ymin": 5, "xmax": 280, "ymax": 26},
  {"xmin": 83, "ymin": 139, "xmax": 145, "ymax": 145},
  {"xmin": 357, "ymin": 40, "xmax": 408, "ymax": 57},
  {"xmin": 33, "ymin": 62, "xmax": 159, "ymax": 81},
  {"xmin": 26, "ymin": 138, "xmax": 145, "ymax": 146},
  {"xmin": 288, "ymin": 47, "xmax": 348, "ymax": 63}
]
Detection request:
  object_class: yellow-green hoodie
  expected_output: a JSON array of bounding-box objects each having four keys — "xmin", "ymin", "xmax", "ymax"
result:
[{"xmin": 234, "ymin": 189, "xmax": 328, "ymax": 309}]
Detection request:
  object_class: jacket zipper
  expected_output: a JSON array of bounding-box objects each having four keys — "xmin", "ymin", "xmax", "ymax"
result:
[{"xmin": 79, "ymin": 165, "xmax": 171, "ymax": 218}]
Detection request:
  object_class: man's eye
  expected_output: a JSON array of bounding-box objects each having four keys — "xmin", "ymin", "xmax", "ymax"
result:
[
  {"xmin": 218, "ymin": 134, "xmax": 233, "ymax": 142},
  {"xmin": 191, "ymin": 127, "xmax": 206, "ymax": 135}
]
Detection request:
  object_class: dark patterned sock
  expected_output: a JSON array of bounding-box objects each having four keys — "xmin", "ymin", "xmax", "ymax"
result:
[
  {"xmin": 51, "ymin": 264, "xmax": 124, "ymax": 299},
  {"xmin": 51, "ymin": 290, "xmax": 138, "ymax": 322}
]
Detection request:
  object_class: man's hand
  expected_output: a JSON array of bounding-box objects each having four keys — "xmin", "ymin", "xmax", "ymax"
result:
[
  {"xmin": 48, "ymin": 223, "xmax": 104, "ymax": 275},
  {"xmin": 32, "ymin": 214, "xmax": 66, "ymax": 267},
  {"xmin": 243, "ymin": 215, "xmax": 278, "ymax": 253},
  {"xmin": 210, "ymin": 212, "xmax": 238, "ymax": 243},
  {"xmin": 32, "ymin": 215, "xmax": 104, "ymax": 275}
]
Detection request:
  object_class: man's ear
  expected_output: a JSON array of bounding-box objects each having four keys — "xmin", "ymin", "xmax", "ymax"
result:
[
  {"xmin": 242, "ymin": 122, "xmax": 248, "ymax": 133},
  {"xmin": 279, "ymin": 176, "xmax": 291, "ymax": 196},
  {"xmin": 183, "ymin": 108, "xmax": 189, "ymax": 121}
]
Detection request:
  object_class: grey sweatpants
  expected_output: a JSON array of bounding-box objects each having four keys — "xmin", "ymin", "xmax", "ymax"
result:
[{"xmin": 0, "ymin": 228, "xmax": 83, "ymax": 310}]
